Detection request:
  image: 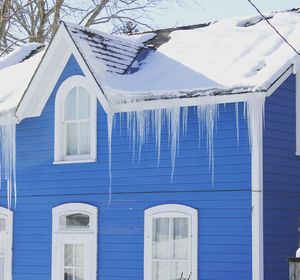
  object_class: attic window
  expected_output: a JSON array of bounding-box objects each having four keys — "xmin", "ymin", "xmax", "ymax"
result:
[{"xmin": 54, "ymin": 76, "xmax": 97, "ymax": 164}]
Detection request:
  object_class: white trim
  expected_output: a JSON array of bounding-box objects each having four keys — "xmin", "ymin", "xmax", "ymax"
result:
[
  {"xmin": 54, "ymin": 75, "xmax": 97, "ymax": 163},
  {"xmin": 250, "ymin": 102, "xmax": 264, "ymax": 280},
  {"xmin": 0, "ymin": 207, "xmax": 13, "ymax": 280},
  {"xmin": 53, "ymin": 159, "xmax": 96, "ymax": 165},
  {"xmin": 144, "ymin": 204, "xmax": 198, "ymax": 280},
  {"xmin": 16, "ymin": 23, "xmax": 109, "ymax": 121},
  {"xmin": 296, "ymin": 72, "xmax": 300, "ymax": 155},
  {"xmin": 113, "ymin": 92, "xmax": 258, "ymax": 113},
  {"xmin": 266, "ymin": 66, "xmax": 294, "ymax": 97},
  {"xmin": 52, "ymin": 203, "xmax": 97, "ymax": 280}
]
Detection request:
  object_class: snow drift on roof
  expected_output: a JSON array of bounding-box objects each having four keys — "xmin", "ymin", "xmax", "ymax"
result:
[{"xmin": 0, "ymin": 43, "xmax": 45, "ymax": 115}]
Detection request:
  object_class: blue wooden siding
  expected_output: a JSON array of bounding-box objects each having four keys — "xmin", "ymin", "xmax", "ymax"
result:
[
  {"xmin": 263, "ymin": 74, "xmax": 300, "ymax": 280},
  {"xmin": 0, "ymin": 55, "xmax": 252, "ymax": 280}
]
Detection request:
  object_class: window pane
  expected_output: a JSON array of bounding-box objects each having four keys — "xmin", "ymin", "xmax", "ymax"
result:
[
  {"xmin": 171, "ymin": 261, "xmax": 189, "ymax": 280},
  {"xmin": 64, "ymin": 268, "xmax": 73, "ymax": 280},
  {"xmin": 0, "ymin": 231, "xmax": 5, "ymax": 256},
  {"xmin": 152, "ymin": 261, "xmax": 169, "ymax": 280},
  {"xmin": 0, "ymin": 257, "xmax": 4, "ymax": 280},
  {"xmin": 65, "ymin": 88, "xmax": 77, "ymax": 121},
  {"xmin": 152, "ymin": 218, "xmax": 170, "ymax": 259},
  {"xmin": 74, "ymin": 269, "xmax": 84, "ymax": 280},
  {"xmin": 66, "ymin": 123, "xmax": 78, "ymax": 156},
  {"xmin": 79, "ymin": 122, "xmax": 90, "ymax": 155},
  {"xmin": 64, "ymin": 244, "xmax": 73, "ymax": 267},
  {"xmin": 66, "ymin": 214, "xmax": 90, "ymax": 228},
  {"xmin": 173, "ymin": 218, "xmax": 189, "ymax": 260},
  {"xmin": 0, "ymin": 219, "xmax": 5, "ymax": 232},
  {"xmin": 78, "ymin": 88, "xmax": 90, "ymax": 120},
  {"xmin": 75, "ymin": 244, "xmax": 84, "ymax": 267}
]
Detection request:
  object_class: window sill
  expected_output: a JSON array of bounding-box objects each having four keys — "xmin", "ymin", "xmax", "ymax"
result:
[{"xmin": 53, "ymin": 159, "xmax": 96, "ymax": 165}]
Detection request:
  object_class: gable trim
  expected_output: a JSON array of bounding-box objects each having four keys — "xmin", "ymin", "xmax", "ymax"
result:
[{"xmin": 15, "ymin": 23, "xmax": 110, "ymax": 122}]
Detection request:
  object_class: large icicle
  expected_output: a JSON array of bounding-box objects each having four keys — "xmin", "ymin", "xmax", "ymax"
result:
[
  {"xmin": 107, "ymin": 112, "xmax": 114, "ymax": 205},
  {"xmin": 0, "ymin": 123, "xmax": 17, "ymax": 209},
  {"xmin": 196, "ymin": 104, "xmax": 219, "ymax": 184},
  {"xmin": 246, "ymin": 93, "xmax": 266, "ymax": 154}
]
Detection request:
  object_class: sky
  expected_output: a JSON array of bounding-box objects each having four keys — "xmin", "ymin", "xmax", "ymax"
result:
[{"xmin": 153, "ymin": 0, "xmax": 300, "ymax": 29}]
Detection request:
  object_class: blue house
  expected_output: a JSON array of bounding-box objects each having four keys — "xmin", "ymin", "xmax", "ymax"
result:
[{"xmin": 0, "ymin": 9, "xmax": 300, "ymax": 280}]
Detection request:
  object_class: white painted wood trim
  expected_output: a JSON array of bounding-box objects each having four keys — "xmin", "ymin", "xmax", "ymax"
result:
[
  {"xmin": 52, "ymin": 203, "xmax": 98, "ymax": 280},
  {"xmin": 144, "ymin": 204, "xmax": 198, "ymax": 280},
  {"xmin": 251, "ymin": 104, "xmax": 264, "ymax": 280},
  {"xmin": 266, "ymin": 66, "xmax": 294, "ymax": 97},
  {"xmin": 0, "ymin": 207, "xmax": 13, "ymax": 280},
  {"xmin": 54, "ymin": 75, "xmax": 97, "ymax": 163},
  {"xmin": 16, "ymin": 23, "xmax": 109, "ymax": 121},
  {"xmin": 296, "ymin": 72, "xmax": 300, "ymax": 156}
]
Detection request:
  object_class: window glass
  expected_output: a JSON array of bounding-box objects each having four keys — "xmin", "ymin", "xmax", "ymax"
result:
[
  {"xmin": 66, "ymin": 123, "xmax": 78, "ymax": 156},
  {"xmin": 152, "ymin": 217, "xmax": 189, "ymax": 280},
  {"xmin": 0, "ymin": 219, "xmax": 5, "ymax": 231},
  {"xmin": 0, "ymin": 218, "xmax": 6, "ymax": 280},
  {"xmin": 59, "ymin": 213, "xmax": 90, "ymax": 230},
  {"xmin": 64, "ymin": 244, "xmax": 84, "ymax": 280},
  {"xmin": 79, "ymin": 122, "xmax": 90, "ymax": 155},
  {"xmin": 78, "ymin": 88, "xmax": 90, "ymax": 120},
  {"xmin": 63, "ymin": 86, "xmax": 92, "ymax": 158},
  {"xmin": 65, "ymin": 88, "xmax": 77, "ymax": 121}
]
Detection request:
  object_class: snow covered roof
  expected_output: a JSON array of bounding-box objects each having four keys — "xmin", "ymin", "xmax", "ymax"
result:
[
  {"xmin": 64, "ymin": 22, "xmax": 142, "ymax": 75},
  {"xmin": 2, "ymin": 8, "xmax": 300, "ymax": 119},
  {"xmin": 0, "ymin": 43, "xmax": 45, "ymax": 116},
  {"xmin": 64, "ymin": 9, "xmax": 300, "ymax": 105}
]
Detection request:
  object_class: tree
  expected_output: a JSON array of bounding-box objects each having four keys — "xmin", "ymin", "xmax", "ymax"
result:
[{"xmin": 0, "ymin": 0, "xmax": 191, "ymax": 53}]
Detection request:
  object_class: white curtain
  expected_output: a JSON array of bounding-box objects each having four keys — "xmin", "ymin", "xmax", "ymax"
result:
[
  {"xmin": 64, "ymin": 244, "xmax": 84, "ymax": 280},
  {"xmin": 152, "ymin": 217, "xmax": 190, "ymax": 280}
]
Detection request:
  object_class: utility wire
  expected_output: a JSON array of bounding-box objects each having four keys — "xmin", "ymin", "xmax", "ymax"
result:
[{"xmin": 247, "ymin": 0, "xmax": 300, "ymax": 56}]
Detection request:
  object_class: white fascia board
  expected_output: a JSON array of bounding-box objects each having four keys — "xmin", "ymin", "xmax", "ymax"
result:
[
  {"xmin": 16, "ymin": 24, "xmax": 70, "ymax": 121},
  {"xmin": 266, "ymin": 66, "xmax": 294, "ymax": 97},
  {"xmin": 16, "ymin": 23, "xmax": 109, "ymax": 121},
  {"xmin": 113, "ymin": 91, "xmax": 265, "ymax": 113}
]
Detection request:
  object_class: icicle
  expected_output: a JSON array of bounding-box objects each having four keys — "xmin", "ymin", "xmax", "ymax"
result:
[
  {"xmin": 107, "ymin": 112, "xmax": 114, "ymax": 206},
  {"xmin": 166, "ymin": 107, "xmax": 181, "ymax": 181},
  {"xmin": 235, "ymin": 102, "xmax": 240, "ymax": 146},
  {"xmin": 197, "ymin": 104, "xmax": 219, "ymax": 185},
  {"xmin": 0, "ymin": 123, "xmax": 17, "ymax": 209},
  {"xmin": 154, "ymin": 109, "xmax": 162, "ymax": 166},
  {"xmin": 246, "ymin": 93, "xmax": 265, "ymax": 153},
  {"xmin": 182, "ymin": 107, "xmax": 188, "ymax": 136}
]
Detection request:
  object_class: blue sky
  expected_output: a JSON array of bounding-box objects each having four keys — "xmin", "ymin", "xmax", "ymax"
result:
[{"xmin": 155, "ymin": 0, "xmax": 300, "ymax": 29}]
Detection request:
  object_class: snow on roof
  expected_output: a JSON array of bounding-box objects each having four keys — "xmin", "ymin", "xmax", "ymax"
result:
[
  {"xmin": 102, "ymin": 9, "xmax": 300, "ymax": 103},
  {"xmin": 0, "ymin": 43, "xmax": 45, "ymax": 115},
  {"xmin": 1, "ymin": 9, "xmax": 300, "ymax": 117},
  {"xmin": 64, "ymin": 22, "xmax": 142, "ymax": 76}
]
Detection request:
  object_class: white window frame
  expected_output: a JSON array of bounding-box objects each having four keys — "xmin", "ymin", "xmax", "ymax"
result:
[
  {"xmin": 51, "ymin": 203, "xmax": 98, "ymax": 280},
  {"xmin": 144, "ymin": 204, "xmax": 198, "ymax": 280},
  {"xmin": 0, "ymin": 207, "xmax": 13, "ymax": 280},
  {"xmin": 54, "ymin": 75, "xmax": 97, "ymax": 164}
]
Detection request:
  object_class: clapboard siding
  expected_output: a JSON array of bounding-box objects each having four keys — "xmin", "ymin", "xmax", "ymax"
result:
[
  {"xmin": 0, "ymin": 55, "xmax": 252, "ymax": 280},
  {"xmin": 263, "ymin": 74, "xmax": 300, "ymax": 280}
]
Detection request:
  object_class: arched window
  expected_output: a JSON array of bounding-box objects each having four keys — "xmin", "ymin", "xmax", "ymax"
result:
[
  {"xmin": 144, "ymin": 204, "xmax": 198, "ymax": 280},
  {"xmin": 55, "ymin": 76, "xmax": 97, "ymax": 163},
  {"xmin": 52, "ymin": 203, "xmax": 97, "ymax": 280},
  {"xmin": 0, "ymin": 207, "xmax": 13, "ymax": 280}
]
